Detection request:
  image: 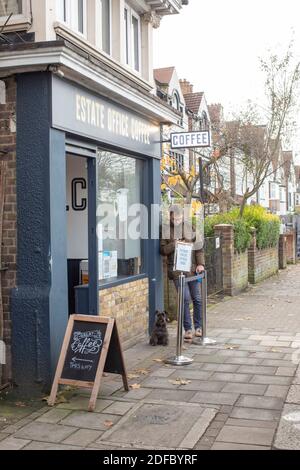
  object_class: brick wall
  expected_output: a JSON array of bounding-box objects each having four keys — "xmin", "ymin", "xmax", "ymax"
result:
[
  {"xmin": 248, "ymin": 230, "xmax": 279, "ymax": 284},
  {"xmin": 232, "ymin": 251, "xmax": 248, "ymax": 293},
  {"xmin": 99, "ymin": 278, "xmax": 149, "ymax": 348},
  {"xmin": 0, "ymin": 77, "xmax": 17, "ymax": 386},
  {"xmin": 214, "ymin": 224, "xmax": 248, "ymax": 296}
]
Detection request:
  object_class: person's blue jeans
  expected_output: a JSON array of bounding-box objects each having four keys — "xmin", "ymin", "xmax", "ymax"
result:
[{"xmin": 174, "ymin": 279, "xmax": 202, "ymax": 332}]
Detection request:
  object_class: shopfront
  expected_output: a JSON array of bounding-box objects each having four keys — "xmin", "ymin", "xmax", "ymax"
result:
[{"xmin": 11, "ymin": 72, "xmax": 163, "ymax": 390}]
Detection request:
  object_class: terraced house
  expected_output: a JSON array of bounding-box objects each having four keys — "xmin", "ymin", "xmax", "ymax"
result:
[{"xmin": 0, "ymin": 0, "xmax": 188, "ymax": 392}]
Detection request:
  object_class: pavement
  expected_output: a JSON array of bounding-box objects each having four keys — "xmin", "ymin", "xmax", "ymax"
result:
[{"xmin": 1, "ymin": 264, "xmax": 300, "ymax": 450}]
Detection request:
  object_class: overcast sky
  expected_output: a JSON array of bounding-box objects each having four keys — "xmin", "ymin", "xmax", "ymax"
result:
[{"xmin": 153, "ymin": 0, "xmax": 300, "ymax": 150}]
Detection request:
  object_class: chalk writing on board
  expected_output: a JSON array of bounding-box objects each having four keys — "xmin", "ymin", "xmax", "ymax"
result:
[{"xmin": 71, "ymin": 330, "xmax": 103, "ymax": 355}]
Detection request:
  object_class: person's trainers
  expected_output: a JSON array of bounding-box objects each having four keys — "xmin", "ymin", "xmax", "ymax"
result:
[
  {"xmin": 184, "ymin": 330, "xmax": 193, "ymax": 341},
  {"xmin": 195, "ymin": 328, "xmax": 203, "ymax": 337}
]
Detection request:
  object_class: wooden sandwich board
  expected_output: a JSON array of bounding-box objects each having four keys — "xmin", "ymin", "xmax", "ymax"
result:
[{"xmin": 48, "ymin": 315, "xmax": 129, "ymax": 412}]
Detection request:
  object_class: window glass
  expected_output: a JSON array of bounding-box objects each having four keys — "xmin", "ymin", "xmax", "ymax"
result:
[
  {"xmin": 124, "ymin": 7, "xmax": 129, "ymax": 65},
  {"xmin": 56, "ymin": 0, "xmax": 66, "ymax": 22},
  {"xmin": 132, "ymin": 15, "xmax": 140, "ymax": 71},
  {"xmin": 124, "ymin": 5, "xmax": 140, "ymax": 72},
  {"xmin": 101, "ymin": 0, "xmax": 110, "ymax": 54},
  {"xmin": 0, "ymin": 0, "xmax": 21, "ymax": 16},
  {"xmin": 97, "ymin": 152, "xmax": 144, "ymax": 281},
  {"xmin": 78, "ymin": 0, "xmax": 84, "ymax": 33}
]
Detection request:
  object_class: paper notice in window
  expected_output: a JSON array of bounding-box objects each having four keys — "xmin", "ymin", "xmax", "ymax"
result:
[{"xmin": 174, "ymin": 242, "xmax": 193, "ymax": 273}]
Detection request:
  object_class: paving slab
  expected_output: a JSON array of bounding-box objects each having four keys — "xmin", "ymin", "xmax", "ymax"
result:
[
  {"xmin": 14, "ymin": 421, "xmax": 76, "ymax": 443},
  {"xmin": 57, "ymin": 396, "xmax": 113, "ymax": 412},
  {"xmin": 265, "ymin": 385, "xmax": 290, "ymax": 399},
  {"xmin": 225, "ymin": 418, "xmax": 277, "ymax": 429},
  {"xmin": 211, "ymin": 442, "xmax": 270, "ymax": 450},
  {"xmin": 168, "ymin": 370, "xmax": 213, "ymax": 380},
  {"xmin": 273, "ymin": 404, "xmax": 300, "ymax": 450},
  {"xmin": 236, "ymin": 395, "xmax": 284, "ymax": 410},
  {"xmin": 211, "ymin": 373, "xmax": 252, "ymax": 383},
  {"xmin": 276, "ymin": 367, "xmax": 297, "ymax": 377},
  {"xmin": 250, "ymin": 375, "xmax": 292, "ymax": 385},
  {"xmin": 145, "ymin": 389, "xmax": 197, "ymax": 402},
  {"xmin": 216, "ymin": 425, "xmax": 274, "ymax": 446},
  {"xmin": 36, "ymin": 408, "xmax": 72, "ymax": 424},
  {"xmin": 24, "ymin": 441, "xmax": 83, "ymax": 450},
  {"xmin": 0, "ymin": 436, "xmax": 30, "ymax": 450},
  {"xmin": 103, "ymin": 402, "xmax": 135, "ymax": 416},
  {"xmin": 179, "ymin": 381, "xmax": 225, "ymax": 393},
  {"xmin": 190, "ymin": 391, "xmax": 239, "ymax": 406},
  {"xmin": 62, "ymin": 429, "xmax": 103, "ymax": 447},
  {"xmin": 230, "ymin": 407, "xmax": 281, "ymax": 421},
  {"xmin": 60, "ymin": 412, "xmax": 120, "ymax": 431},
  {"xmin": 98, "ymin": 402, "xmax": 216, "ymax": 449},
  {"xmin": 221, "ymin": 383, "xmax": 267, "ymax": 396},
  {"xmin": 201, "ymin": 364, "xmax": 239, "ymax": 373},
  {"xmin": 237, "ymin": 365, "xmax": 277, "ymax": 375},
  {"xmin": 149, "ymin": 368, "xmax": 175, "ymax": 378}
]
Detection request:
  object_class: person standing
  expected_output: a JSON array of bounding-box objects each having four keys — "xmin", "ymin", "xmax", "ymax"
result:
[{"xmin": 160, "ymin": 206, "xmax": 205, "ymax": 341}]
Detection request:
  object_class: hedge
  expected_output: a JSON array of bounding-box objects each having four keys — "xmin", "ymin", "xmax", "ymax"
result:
[{"xmin": 204, "ymin": 205, "xmax": 280, "ymax": 252}]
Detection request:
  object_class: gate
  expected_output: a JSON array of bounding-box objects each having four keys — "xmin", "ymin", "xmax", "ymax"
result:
[{"xmin": 204, "ymin": 236, "xmax": 223, "ymax": 296}]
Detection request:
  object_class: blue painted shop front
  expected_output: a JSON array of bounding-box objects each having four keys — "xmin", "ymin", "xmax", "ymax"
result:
[{"xmin": 11, "ymin": 72, "xmax": 163, "ymax": 392}]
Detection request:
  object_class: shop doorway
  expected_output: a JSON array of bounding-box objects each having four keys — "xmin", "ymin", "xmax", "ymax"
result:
[
  {"xmin": 66, "ymin": 151, "xmax": 98, "ymax": 316},
  {"xmin": 66, "ymin": 154, "xmax": 89, "ymax": 315}
]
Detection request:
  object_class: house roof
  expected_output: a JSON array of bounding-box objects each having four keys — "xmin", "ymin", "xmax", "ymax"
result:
[
  {"xmin": 183, "ymin": 92, "xmax": 204, "ymax": 114},
  {"xmin": 153, "ymin": 67, "xmax": 175, "ymax": 85}
]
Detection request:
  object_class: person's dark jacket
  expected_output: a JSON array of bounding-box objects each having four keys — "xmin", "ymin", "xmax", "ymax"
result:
[{"xmin": 160, "ymin": 221, "xmax": 205, "ymax": 281}]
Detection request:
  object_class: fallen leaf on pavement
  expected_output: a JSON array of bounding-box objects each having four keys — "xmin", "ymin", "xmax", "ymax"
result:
[
  {"xmin": 135, "ymin": 369, "xmax": 150, "ymax": 376},
  {"xmin": 169, "ymin": 378, "xmax": 192, "ymax": 386},
  {"xmin": 130, "ymin": 384, "xmax": 141, "ymax": 390},
  {"xmin": 104, "ymin": 420, "xmax": 114, "ymax": 428},
  {"xmin": 127, "ymin": 373, "xmax": 140, "ymax": 380}
]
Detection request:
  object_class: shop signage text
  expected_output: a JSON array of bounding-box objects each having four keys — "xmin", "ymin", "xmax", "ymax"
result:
[
  {"xmin": 52, "ymin": 77, "xmax": 161, "ymax": 158},
  {"xmin": 171, "ymin": 130, "xmax": 211, "ymax": 149}
]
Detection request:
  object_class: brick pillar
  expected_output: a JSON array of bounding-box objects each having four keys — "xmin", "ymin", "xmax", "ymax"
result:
[
  {"xmin": 286, "ymin": 230, "xmax": 296, "ymax": 264},
  {"xmin": 248, "ymin": 228, "xmax": 257, "ymax": 284},
  {"xmin": 214, "ymin": 224, "xmax": 234, "ymax": 296},
  {"xmin": 279, "ymin": 234, "xmax": 287, "ymax": 270}
]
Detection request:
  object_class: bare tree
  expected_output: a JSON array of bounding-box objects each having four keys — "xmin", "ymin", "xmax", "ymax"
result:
[{"xmin": 161, "ymin": 42, "xmax": 300, "ymax": 216}]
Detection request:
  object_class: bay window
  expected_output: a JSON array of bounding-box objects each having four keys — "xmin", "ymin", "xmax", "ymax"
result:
[
  {"xmin": 56, "ymin": 0, "xmax": 87, "ymax": 35},
  {"xmin": 124, "ymin": 4, "xmax": 141, "ymax": 73},
  {"xmin": 0, "ymin": 0, "xmax": 22, "ymax": 17}
]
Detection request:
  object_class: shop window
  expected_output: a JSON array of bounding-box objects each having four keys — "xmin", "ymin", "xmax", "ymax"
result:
[
  {"xmin": 0, "ymin": 0, "xmax": 21, "ymax": 17},
  {"xmin": 97, "ymin": 152, "xmax": 144, "ymax": 281},
  {"xmin": 100, "ymin": 0, "xmax": 111, "ymax": 54},
  {"xmin": 56, "ymin": 0, "xmax": 87, "ymax": 35},
  {"xmin": 124, "ymin": 4, "xmax": 141, "ymax": 72}
]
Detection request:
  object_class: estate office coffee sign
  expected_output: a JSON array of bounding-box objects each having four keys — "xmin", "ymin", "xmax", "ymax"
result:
[{"xmin": 52, "ymin": 76, "xmax": 161, "ymax": 158}]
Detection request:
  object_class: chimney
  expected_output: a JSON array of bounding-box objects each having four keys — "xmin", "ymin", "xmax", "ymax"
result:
[{"xmin": 179, "ymin": 79, "xmax": 193, "ymax": 95}]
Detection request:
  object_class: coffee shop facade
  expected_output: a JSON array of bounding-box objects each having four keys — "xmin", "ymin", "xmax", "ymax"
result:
[{"xmin": 0, "ymin": 2, "xmax": 186, "ymax": 391}]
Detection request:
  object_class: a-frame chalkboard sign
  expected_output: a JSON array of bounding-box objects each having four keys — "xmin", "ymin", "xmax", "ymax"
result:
[{"xmin": 48, "ymin": 315, "xmax": 129, "ymax": 412}]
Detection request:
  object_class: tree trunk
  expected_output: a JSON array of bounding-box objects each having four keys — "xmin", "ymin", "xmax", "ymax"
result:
[{"xmin": 239, "ymin": 195, "xmax": 248, "ymax": 217}]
